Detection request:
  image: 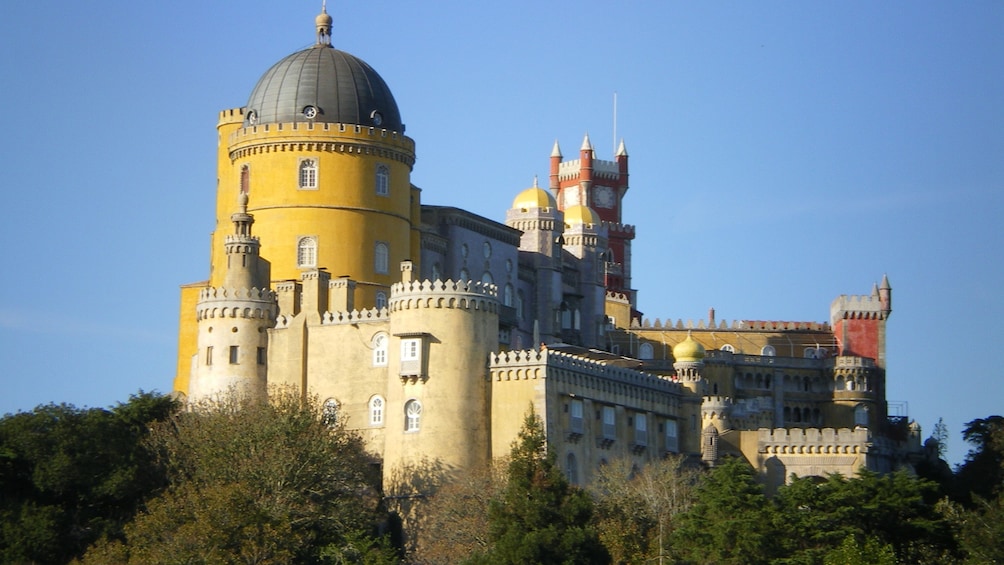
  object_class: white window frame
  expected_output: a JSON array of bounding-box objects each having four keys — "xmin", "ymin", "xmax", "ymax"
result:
[
  {"xmin": 298, "ymin": 158, "xmax": 318, "ymax": 190},
  {"xmin": 721, "ymin": 343, "xmax": 735, "ymax": 353},
  {"xmin": 369, "ymin": 395, "xmax": 384, "ymax": 426},
  {"xmin": 374, "ymin": 242, "xmax": 389, "ymax": 274},
  {"xmin": 372, "ymin": 334, "xmax": 388, "ymax": 366},
  {"xmin": 401, "ymin": 338, "xmax": 420, "ymax": 361},
  {"xmin": 297, "ymin": 236, "xmax": 317, "ymax": 268},
  {"xmin": 405, "ymin": 399, "xmax": 422, "ymax": 432},
  {"xmin": 375, "ymin": 164, "xmax": 390, "ymax": 196},
  {"xmin": 761, "ymin": 345, "xmax": 776, "ymax": 356}
]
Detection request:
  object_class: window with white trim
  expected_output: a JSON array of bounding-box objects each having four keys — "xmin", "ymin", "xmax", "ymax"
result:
[
  {"xmin": 298, "ymin": 158, "xmax": 318, "ymax": 190},
  {"xmin": 374, "ymin": 242, "xmax": 389, "ymax": 274},
  {"xmin": 405, "ymin": 399, "xmax": 422, "ymax": 431},
  {"xmin": 369, "ymin": 395, "xmax": 384, "ymax": 426},
  {"xmin": 761, "ymin": 345, "xmax": 776, "ymax": 356},
  {"xmin": 720, "ymin": 344, "xmax": 735, "ymax": 353},
  {"xmin": 297, "ymin": 236, "xmax": 317, "ymax": 268},
  {"xmin": 401, "ymin": 338, "xmax": 420, "ymax": 361},
  {"xmin": 375, "ymin": 164, "xmax": 389, "ymax": 196},
  {"xmin": 372, "ymin": 334, "xmax": 388, "ymax": 366}
]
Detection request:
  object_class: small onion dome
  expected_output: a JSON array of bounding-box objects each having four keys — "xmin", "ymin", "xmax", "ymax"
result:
[
  {"xmin": 512, "ymin": 179, "xmax": 556, "ymax": 210},
  {"xmin": 673, "ymin": 332, "xmax": 706, "ymax": 362},
  {"xmin": 563, "ymin": 204, "xmax": 600, "ymax": 226}
]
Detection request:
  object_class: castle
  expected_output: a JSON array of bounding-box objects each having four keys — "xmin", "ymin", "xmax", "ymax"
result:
[{"xmin": 174, "ymin": 8, "xmax": 923, "ymax": 495}]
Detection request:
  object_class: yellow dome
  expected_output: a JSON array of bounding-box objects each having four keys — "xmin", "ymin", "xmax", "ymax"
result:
[
  {"xmin": 564, "ymin": 204, "xmax": 600, "ymax": 226},
  {"xmin": 673, "ymin": 332, "xmax": 706, "ymax": 362},
  {"xmin": 512, "ymin": 186, "xmax": 557, "ymax": 209}
]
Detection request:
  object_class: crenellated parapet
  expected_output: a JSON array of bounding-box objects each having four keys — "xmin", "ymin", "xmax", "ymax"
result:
[
  {"xmin": 558, "ymin": 158, "xmax": 622, "ymax": 181},
  {"xmin": 389, "ymin": 279, "xmax": 498, "ymax": 313},
  {"xmin": 321, "ymin": 307, "xmax": 389, "ymax": 325},
  {"xmin": 490, "ymin": 349, "xmax": 681, "ymax": 399},
  {"xmin": 601, "ymin": 221, "xmax": 635, "ymax": 237},
  {"xmin": 196, "ymin": 287, "xmax": 277, "ymax": 321},
  {"xmin": 831, "ymin": 294, "xmax": 889, "ymax": 321},
  {"xmin": 758, "ymin": 427, "xmax": 872, "ymax": 455},
  {"xmin": 630, "ymin": 317, "xmax": 831, "ymax": 331},
  {"xmin": 228, "ymin": 121, "xmax": 416, "ymax": 167}
]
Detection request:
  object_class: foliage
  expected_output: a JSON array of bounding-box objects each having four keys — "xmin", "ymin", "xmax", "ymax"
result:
[
  {"xmin": 669, "ymin": 457, "xmax": 777, "ymax": 565},
  {"xmin": 77, "ymin": 389, "xmax": 398, "ymax": 565},
  {"xmin": 932, "ymin": 417, "xmax": 949, "ymax": 458},
  {"xmin": 466, "ymin": 410, "xmax": 609, "ymax": 565},
  {"xmin": 0, "ymin": 391, "xmax": 178, "ymax": 564},
  {"xmin": 940, "ymin": 494, "xmax": 1004, "ymax": 564},
  {"xmin": 590, "ymin": 454, "xmax": 698, "ymax": 564},
  {"xmin": 773, "ymin": 469, "xmax": 958, "ymax": 564},
  {"xmin": 410, "ymin": 460, "xmax": 506, "ymax": 564},
  {"xmin": 821, "ymin": 535, "xmax": 896, "ymax": 565},
  {"xmin": 955, "ymin": 415, "xmax": 1004, "ymax": 504}
]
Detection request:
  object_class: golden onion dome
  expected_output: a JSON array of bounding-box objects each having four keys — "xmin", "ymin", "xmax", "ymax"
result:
[
  {"xmin": 512, "ymin": 177, "xmax": 556, "ymax": 210},
  {"xmin": 563, "ymin": 204, "xmax": 600, "ymax": 226},
  {"xmin": 673, "ymin": 332, "xmax": 706, "ymax": 362}
]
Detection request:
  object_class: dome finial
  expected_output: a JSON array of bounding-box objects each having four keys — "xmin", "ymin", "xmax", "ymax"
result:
[
  {"xmin": 316, "ymin": 1, "xmax": 333, "ymax": 46},
  {"xmin": 532, "ymin": 175, "xmax": 539, "ymax": 188}
]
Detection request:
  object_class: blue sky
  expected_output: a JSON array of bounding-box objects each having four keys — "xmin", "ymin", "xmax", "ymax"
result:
[{"xmin": 1, "ymin": 2, "xmax": 1001, "ymax": 466}]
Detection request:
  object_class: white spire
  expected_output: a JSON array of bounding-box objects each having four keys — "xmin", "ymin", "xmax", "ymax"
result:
[
  {"xmin": 616, "ymin": 138, "xmax": 628, "ymax": 157},
  {"xmin": 551, "ymin": 139, "xmax": 562, "ymax": 158},
  {"xmin": 580, "ymin": 132, "xmax": 593, "ymax": 151}
]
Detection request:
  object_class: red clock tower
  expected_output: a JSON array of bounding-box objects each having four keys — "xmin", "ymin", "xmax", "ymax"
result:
[{"xmin": 550, "ymin": 134, "xmax": 637, "ymax": 309}]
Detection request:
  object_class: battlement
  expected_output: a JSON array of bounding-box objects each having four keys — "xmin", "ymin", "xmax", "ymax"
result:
[
  {"xmin": 196, "ymin": 287, "xmax": 277, "ymax": 321},
  {"xmin": 601, "ymin": 221, "xmax": 635, "ymax": 236},
  {"xmin": 758, "ymin": 427, "xmax": 872, "ymax": 455},
  {"xmin": 557, "ymin": 158, "xmax": 622, "ymax": 181},
  {"xmin": 832, "ymin": 356, "xmax": 877, "ymax": 369},
  {"xmin": 389, "ymin": 279, "xmax": 499, "ymax": 313},
  {"xmin": 830, "ymin": 294, "xmax": 887, "ymax": 320},
  {"xmin": 321, "ymin": 307, "xmax": 389, "ymax": 326},
  {"xmin": 629, "ymin": 317, "xmax": 830, "ymax": 331},
  {"xmin": 228, "ymin": 122, "xmax": 416, "ymax": 166},
  {"xmin": 224, "ymin": 234, "xmax": 259, "ymax": 245},
  {"xmin": 702, "ymin": 395, "xmax": 733, "ymax": 408},
  {"xmin": 605, "ymin": 291, "xmax": 631, "ymax": 304},
  {"xmin": 217, "ymin": 107, "xmax": 244, "ymax": 126},
  {"xmin": 490, "ymin": 349, "xmax": 681, "ymax": 395}
]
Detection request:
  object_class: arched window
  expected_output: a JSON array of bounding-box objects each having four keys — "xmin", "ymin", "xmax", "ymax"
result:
[
  {"xmin": 566, "ymin": 453, "xmax": 579, "ymax": 485},
  {"xmin": 372, "ymin": 333, "xmax": 388, "ymax": 366},
  {"xmin": 503, "ymin": 284, "xmax": 514, "ymax": 307},
  {"xmin": 240, "ymin": 164, "xmax": 250, "ymax": 194},
  {"xmin": 431, "ymin": 262, "xmax": 442, "ymax": 282},
  {"xmin": 297, "ymin": 236, "xmax": 317, "ymax": 268},
  {"xmin": 459, "ymin": 268, "xmax": 470, "ymax": 282},
  {"xmin": 369, "ymin": 395, "xmax": 384, "ymax": 426},
  {"xmin": 375, "ymin": 291, "xmax": 388, "ymax": 310},
  {"xmin": 720, "ymin": 344, "xmax": 735, "ymax": 353},
  {"xmin": 761, "ymin": 345, "xmax": 776, "ymax": 356},
  {"xmin": 298, "ymin": 158, "xmax": 318, "ymax": 190},
  {"xmin": 481, "ymin": 271, "xmax": 494, "ymax": 286},
  {"xmin": 322, "ymin": 398, "xmax": 339, "ymax": 427},
  {"xmin": 804, "ymin": 347, "xmax": 817, "ymax": 359},
  {"xmin": 374, "ymin": 242, "xmax": 389, "ymax": 274},
  {"xmin": 405, "ymin": 399, "xmax": 422, "ymax": 432},
  {"xmin": 375, "ymin": 164, "xmax": 389, "ymax": 196},
  {"xmin": 639, "ymin": 343, "xmax": 654, "ymax": 360}
]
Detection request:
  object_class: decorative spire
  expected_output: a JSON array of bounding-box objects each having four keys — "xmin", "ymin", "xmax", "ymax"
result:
[
  {"xmin": 551, "ymin": 139, "xmax": 562, "ymax": 158},
  {"xmin": 532, "ymin": 175, "xmax": 539, "ymax": 188},
  {"xmin": 580, "ymin": 132, "xmax": 593, "ymax": 151},
  {"xmin": 315, "ymin": 1, "xmax": 333, "ymax": 46},
  {"xmin": 616, "ymin": 138, "xmax": 628, "ymax": 157},
  {"xmin": 880, "ymin": 274, "xmax": 891, "ymax": 290}
]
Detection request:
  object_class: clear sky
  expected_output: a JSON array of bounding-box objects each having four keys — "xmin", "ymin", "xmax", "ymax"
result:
[{"xmin": 1, "ymin": 2, "xmax": 1001, "ymax": 467}]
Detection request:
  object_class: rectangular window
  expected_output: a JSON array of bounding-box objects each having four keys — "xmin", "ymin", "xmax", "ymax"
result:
[
  {"xmin": 634, "ymin": 414, "xmax": 648, "ymax": 446},
  {"xmin": 229, "ymin": 345, "xmax": 239, "ymax": 364},
  {"xmin": 206, "ymin": 346, "xmax": 213, "ymax": 366},
  {"xmin": 570, "ymin": 399, "xmax": 584, "ymax": 434},
  {"xmin": 602, "ymin": 406, "xmax": 616, "ymax": 440},
  {"xmin": 665, "ymin": 419, "xmax": 679, "ymax": 452},
  {"xmin": 401, "ymin": 339, "xmax": 420, "ymax": 361},
  {"xmin": 257, "ymin": 347, "xmax": 266, "ymax": 365},
  {"xmin": 298, "ymin": 158, "xmax": 318, "ymax": 190}
]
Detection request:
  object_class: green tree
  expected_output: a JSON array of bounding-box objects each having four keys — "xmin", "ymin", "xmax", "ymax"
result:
[
  {"xmin": 78, "ymin": 389, "xmax": 398, "ymax": 565},
  {"xmin": 0, "ymin": 392, "xmax": 178, "ymax": 564},
  {"xmin": 940, "ymin": 494, "xmax": 1004, "ymax": 564},
  {"xmin": 932, "ymin": 417, "xmax": 949, "ymax": 458},
  {"xmin": 955, "ymin": 415, "xmax": 1004, "ymax": 504},
  {"xmin": 669, "ymin": 457, "xmax": 777, "ymax": 565},
  {"xmin": 822, "ymin": 535, "xmax": 896, "ymax": 565},
  {"xmin": 467, "ymin": 410, "xmax": 609, "ymax": 565}
]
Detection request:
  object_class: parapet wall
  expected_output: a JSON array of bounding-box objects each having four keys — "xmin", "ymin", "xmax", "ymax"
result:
[
  {"xmin": 389, "ymin": 279, "xmax": 499, "ymax": 313},
  {"xmin": 228, "ymin": 121, "xmax": 415, "ymax": 166},
  {"xmin": 758, "ymin": 427, "xmax": 871, "ymax": 455},
  {"xmin": 629, "ymin": 317, "xmax": 830, "ymax": 331},
  {"xmin": 490, "ymin": 349, "xmax": 680, "ymax": 394},
  {"xmin": 196, "ymin": 287, "xmax": 277, "ymax": 321},
  {"xmin": 831, "ymin": 294, "xmax": 887, "ymax": 320}
]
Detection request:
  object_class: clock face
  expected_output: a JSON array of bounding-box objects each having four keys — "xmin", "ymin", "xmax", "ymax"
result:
[
  {"xmin": 563, "ymin": 189, "xmax": 580, "ymax": 207},
  {"xmin": 592, "ymin": 186, "xmax": 615, "ymax": 209}
]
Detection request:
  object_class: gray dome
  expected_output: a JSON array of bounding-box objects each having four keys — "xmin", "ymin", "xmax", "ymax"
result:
[{"xmin": 244, "ymin": 45, "xmax": 403, "ymax": 131}]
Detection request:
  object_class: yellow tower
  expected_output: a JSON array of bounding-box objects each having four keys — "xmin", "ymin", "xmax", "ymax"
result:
[{"xmin": 175, "ymin": 7, "xmax": 418, "ymax": 395}]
